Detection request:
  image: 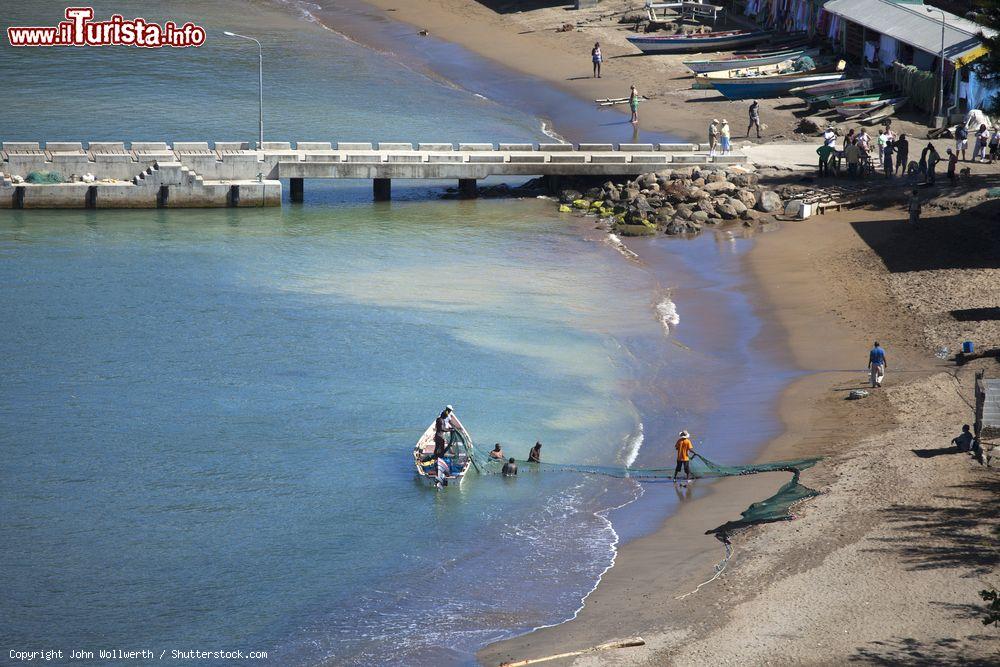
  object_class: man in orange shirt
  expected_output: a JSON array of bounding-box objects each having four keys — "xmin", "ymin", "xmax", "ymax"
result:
[{"xmin": 673, "ymin": 430, "xmax": 695, "ymax": 482}]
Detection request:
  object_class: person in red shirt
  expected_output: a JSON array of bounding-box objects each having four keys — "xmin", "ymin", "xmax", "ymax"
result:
[{"xmin": 673, "ymin": 430, "xmax": 695, "ymax": 482}]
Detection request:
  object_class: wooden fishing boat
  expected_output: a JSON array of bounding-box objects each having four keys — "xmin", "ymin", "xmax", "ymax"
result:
[
  {"xmin": 790, "ymin": 78, "xmax": 877, "ymax": 105},
  {"xmin": 683, "ymin": 47, "xmax": 819, "ymax": 74},
  {"xmin": 626, "ymin": 30, "xmax": 771, "ymax": 55},
  {"xmin": 412, "ymin": 414, "xmax": 477, "ymax": 487},
  {"xmin": 857, "ymin": 99, "xmax": 907, "ymax": 125},
  {"xmin": 692, "ymin": 55, "xmax": 840, "ymax": 90},
  {"xmin": 835, "ymin": 96, "xmax": 907, "ymax": 118},
  {"xmin": 709, "ymin": 62, "xmax": 847, "ymax": 99},
  {"xmin": 830, "ymin": 91, "xmax": 895, "ymax": 106}
]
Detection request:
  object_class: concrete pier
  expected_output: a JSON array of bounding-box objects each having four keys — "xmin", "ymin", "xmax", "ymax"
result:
[
  {"xmin": 373, "ymin": 178, "xmax": 391, "ymax": 202},
  {"xmin": 0, "ymin": 141, "xmax": 748, "ymax": 209},
  {"xmin": 458, "ymin": 178, "xmax": 477, "ymax": 199}
]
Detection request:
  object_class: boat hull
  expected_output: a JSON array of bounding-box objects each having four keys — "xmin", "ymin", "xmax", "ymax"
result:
[
  {"xmin": 413, "ymin": 419, "xmax": 473, "ymax": 487},
  {"xmin": 627, "ymin": 30, "xmax": 771, "ymax": 54},
  {"xmin": 684, "ymin": 48, "xmax": 817, "ymax": 74},
  {"xmin": 711, "ymin": 72, "xmax": 847, "ymax": 99}
]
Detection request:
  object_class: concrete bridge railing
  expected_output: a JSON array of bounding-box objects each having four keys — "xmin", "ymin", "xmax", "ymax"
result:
[{"xmin": 1, "ymin": 141, "xmax": 748, "ymax": 208}]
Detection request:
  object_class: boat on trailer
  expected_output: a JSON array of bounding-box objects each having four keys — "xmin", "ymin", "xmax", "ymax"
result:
[
  {"xmin": 627, "ymin": 30, "xmax": 771, "ymax": 55},
  {"xmin": 413, "ymin": 414, "xmax": 477, "ymax": 487}
]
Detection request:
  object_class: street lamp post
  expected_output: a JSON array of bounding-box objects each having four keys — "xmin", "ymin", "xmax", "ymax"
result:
[
  {"xmin": 926, "ymin": 7, "xmax": 947, "ymax": 122},
  {"xmin": 224, "ymin": 31, "xmax": 264, "ymax": 148}
]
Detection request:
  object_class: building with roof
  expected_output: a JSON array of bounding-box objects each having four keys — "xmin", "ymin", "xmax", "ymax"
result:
[
  {"xmin": 742, "ymin": 0, "xmax": 996, "ymax": 120},
  {"xmin": 822, "ymin": 0, "xmax": 996, "ymax": 120}
]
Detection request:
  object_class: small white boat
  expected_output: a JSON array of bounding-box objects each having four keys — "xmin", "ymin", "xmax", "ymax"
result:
[{"xmin": 413, "ymin": 414, "xmax": 477, "ymax": 487}]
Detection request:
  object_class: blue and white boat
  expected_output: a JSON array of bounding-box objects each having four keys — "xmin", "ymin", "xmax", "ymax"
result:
[
  {"xmin": 627, "ymin": 30, "xmax": 771, "ymax": 55},
  {"xmin": 683, "ymin": 47, "xmax": 820, "ymax": 74},
  {"xmin": 709, "ymin": 65, "xmax": 847, "ymax": 100}
]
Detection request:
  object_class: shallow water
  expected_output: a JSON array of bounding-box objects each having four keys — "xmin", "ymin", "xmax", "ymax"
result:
[{"xmin": 0, "ymin": 2, "xmax": 790, "ymax": 665}]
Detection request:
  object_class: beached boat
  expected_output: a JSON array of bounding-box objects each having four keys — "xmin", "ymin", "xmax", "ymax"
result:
[
  {"xmin": 708, "ymin": 62, "xmax": 847, "ymax": 99},
  {"xmin": 857, "ymin": 99, "xmax": 907, "ymax": 125},
  {"xmin": 692, "ymin": 55, "xmax": 840, "ymax": 90},
  {"xmin": 835, "ymin": 96, "xmax": 907, "ymax": 118},
  {"xmin": 412, "ymin": 415, "xmax": 477, "ymax": 487},
  {"xmin": 683, "ymin": 47, "xmax": 819, "ymax": 74},
  {"xmin": 626, "ymin": 30, "xmax": 771, "ymax": 55},
  {"xmin": 790, "ymin": 78, "xmax": 878, "ymax": 105}
]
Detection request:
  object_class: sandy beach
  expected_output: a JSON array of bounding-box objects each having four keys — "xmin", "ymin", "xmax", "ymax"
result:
[{"xmin": 327, "ymin": 2, "xmax": 1000, "ymax": 664}]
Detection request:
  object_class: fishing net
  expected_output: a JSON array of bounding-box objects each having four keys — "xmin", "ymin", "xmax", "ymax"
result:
[
  {"xmin": 471, "ymin": 445, "xmax": 820, "ymax": 540},
  {"xmin": 26, "ymin": 170, "xmax": 63, "ymax": 184}
]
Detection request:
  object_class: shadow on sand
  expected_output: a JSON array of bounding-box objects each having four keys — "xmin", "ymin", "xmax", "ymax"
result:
[
  {"xmin": 849, "ymin": 197, "xmax": 1000, "ymax": 273},
  {"xmin": 849, "ymin": 478, "xmax": 1000, "ymax": 663}
]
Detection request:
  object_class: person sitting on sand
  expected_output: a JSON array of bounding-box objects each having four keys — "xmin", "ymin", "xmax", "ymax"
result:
[
  {"xmin": 629, "ymin": 86, "xmax": 640, "ymax": 124},
  {"xmin": 673, "ymin": 430, "xmax": 694, "ymax": 482},
  {"xmin": 502, "ymin": 457, "xmax": 518, "ymax": 477},
  {"xmin": 591, "ymin": 42, "xmax": 602, "ymax": 78},
  {"xmin": 868, "ymin": 341, "xmax": 887, "ymax": 388},
  {"xmin": 489, "ymin": 443, "xmax": 504, "ymax": 460},
  {"xmin": 528, "ymin": 441, "xmax": 542, "ymax": 463},
  {"xmin": 952, "ymin": 424, "xmax": 975, "ymax": 453}
]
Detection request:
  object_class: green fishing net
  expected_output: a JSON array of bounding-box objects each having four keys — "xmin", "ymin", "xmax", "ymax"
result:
[
  {"xmin": 26, "ymin": 170, "xmax": 63, "ymax": 184},
  {"xmin": 471, "ymin": 445, "xmax": 820, "ymax": 540}
]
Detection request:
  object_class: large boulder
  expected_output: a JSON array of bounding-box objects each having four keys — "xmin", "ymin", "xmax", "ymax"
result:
[
  {"xmin": 664, "ymin": 180, "xmax": 693, "ymax": 202},
  {"xmin": 638, "ymin": 172, "xmax": 658, "ymax": 190},
  {"xmin": 726, "ymin": 196, "xmax": 748, "ymax": 216},
  {"xmin": 696, "ymin": 199, "xmax": 717, "ymax": 217},
  {"xmin": 736, "ymin": 188, "xmax": 757, "ymax": 210},
  {"xmin": 674, "ymin": 204, "xmax": 693, "ymax": 220},
  {"xmin": 716, "ymin": 202, "xmax": 739, "ymax": 220},
  {"xmin": 656, "ymin": 170, "xmax": 674, "ymax": 185},
  {"xmin": 560, "ymin": 189, "xmax": 582, "ymax": 204},
  {"xmin": 690, "ymin": 210, "xmax": 710, "ymax": 223},
  {"xmin": 728, "ymin": 172, "xmax": 759, "ymax": 188},
  {"xmin": 704, "ymin": 180, "xmax": 737, "ymax": 195},
  {"xmin": 756, "ymin": 189, "xmax": 782, "ymax": 213},
  {"xmin": 707, "ymin": 171, "xmax": 727, "ymax": 184}
]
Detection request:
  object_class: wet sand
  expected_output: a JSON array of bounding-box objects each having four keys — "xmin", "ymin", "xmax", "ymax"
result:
[{"xmin": 312, "ymin": 2, "xmax": 1000, "ymax": 663}]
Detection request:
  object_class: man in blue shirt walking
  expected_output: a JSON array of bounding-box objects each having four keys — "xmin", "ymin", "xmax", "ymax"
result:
[{"xmin": 868, "ymin": 341, "xmax": 887, "ymax": 388}]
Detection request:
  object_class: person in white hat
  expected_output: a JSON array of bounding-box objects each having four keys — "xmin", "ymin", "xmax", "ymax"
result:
[{"xmin": 673, "ymin": 430, "xmax": 695, "ymax": 482}]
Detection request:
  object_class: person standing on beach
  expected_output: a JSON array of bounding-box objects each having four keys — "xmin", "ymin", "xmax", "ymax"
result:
[
  {"xmin": 954, "ymin": 124, "xmax": 968, "ymax": 161},
  {"xmin": 947, "ymin": 148, "xmax": 958, "ymax": 184},
  {"xmin": 895, "ymin": 134, "xmax": 909, "ymax": 175},
  {"xmin": 925, "ymin": 143, "xmax": 941, "ymax": 185},
  {"xmin": 883, "ymin": 135, "xmax": 895, "ymax": 178},
  {"xmin": 709, "ymin": 119, "xmax": 720, "ymax": 157},
  {"xmin": 817, "ymin": 142, "xmax": 834, "ymax": 177},
  {"xmin": 868, "ymin": 341, "xmax": 887, "ymax": 388},
  {"xmin": 629, "ymin": 85, "xmax": 639, "ymax": 124},
  {"xmin": 591, "ymin": 42, "xmax": 602, "ymax": 78},
  {"xmin": 844, "ymin": 139, "xmax": 861, "ymax": 179},
  {"xmin": 720, "ymin": 119, "xmax": 731, "ymax": 155},
  {"xmin": 908, "ymin": 188, "xmax": 922, "ymax": 226},
  {"xmin": 673, "ymin": 430, "xmax": 694, "ymax": 482},
  {"xmin": 747, "ymin": 100, "xmax": 761, "ymax": 139}
]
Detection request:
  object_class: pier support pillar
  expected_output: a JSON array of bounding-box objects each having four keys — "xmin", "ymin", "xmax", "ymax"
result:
[
  {"xmin": 459, "ymin": 178, "xmax": 477, "ymax": 199},
  {"xmin": 290, "ymin": 178, "xmax": 304, "ymax": 203},
  {"xmin": 373, "ymin": 178, "xmax": 392, "ymax": 201},
  {"xmin": 544, "ymin": 175, "xmax": 562, "ymax": 195}
]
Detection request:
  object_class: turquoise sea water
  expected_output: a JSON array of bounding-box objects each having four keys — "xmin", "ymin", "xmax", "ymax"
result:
[{"xmin": 0, "ymin": 2, "xmax": 790, "ymax": 665}]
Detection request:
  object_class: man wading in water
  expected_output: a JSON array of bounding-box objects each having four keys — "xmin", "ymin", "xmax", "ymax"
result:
[{"xmin": 673, "ymin": 430, "xmax": 695, "ymax": 482}]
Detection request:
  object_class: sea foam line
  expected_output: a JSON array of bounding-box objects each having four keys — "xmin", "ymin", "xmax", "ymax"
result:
[
  {"xmin": 527, "ymin": 478, "xmax": 645, "ymax": 634},
  {"xmin": 605, "ymin": 233, "xmax": 639, "ymax": 261},
  {"xmin": 656, "ymin": 294, "xmax": 680, "ymax": 336}
]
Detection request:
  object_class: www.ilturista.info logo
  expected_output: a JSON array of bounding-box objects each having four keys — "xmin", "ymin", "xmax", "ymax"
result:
[{"xmin": 7, "ymin": 7, "xmax": 206, "ymax": 48}]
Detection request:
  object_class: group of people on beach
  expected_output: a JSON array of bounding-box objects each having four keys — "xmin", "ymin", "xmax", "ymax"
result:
[{"xmin": 819, "ymin": 121, "xmax": 999, "ymax": 185}]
